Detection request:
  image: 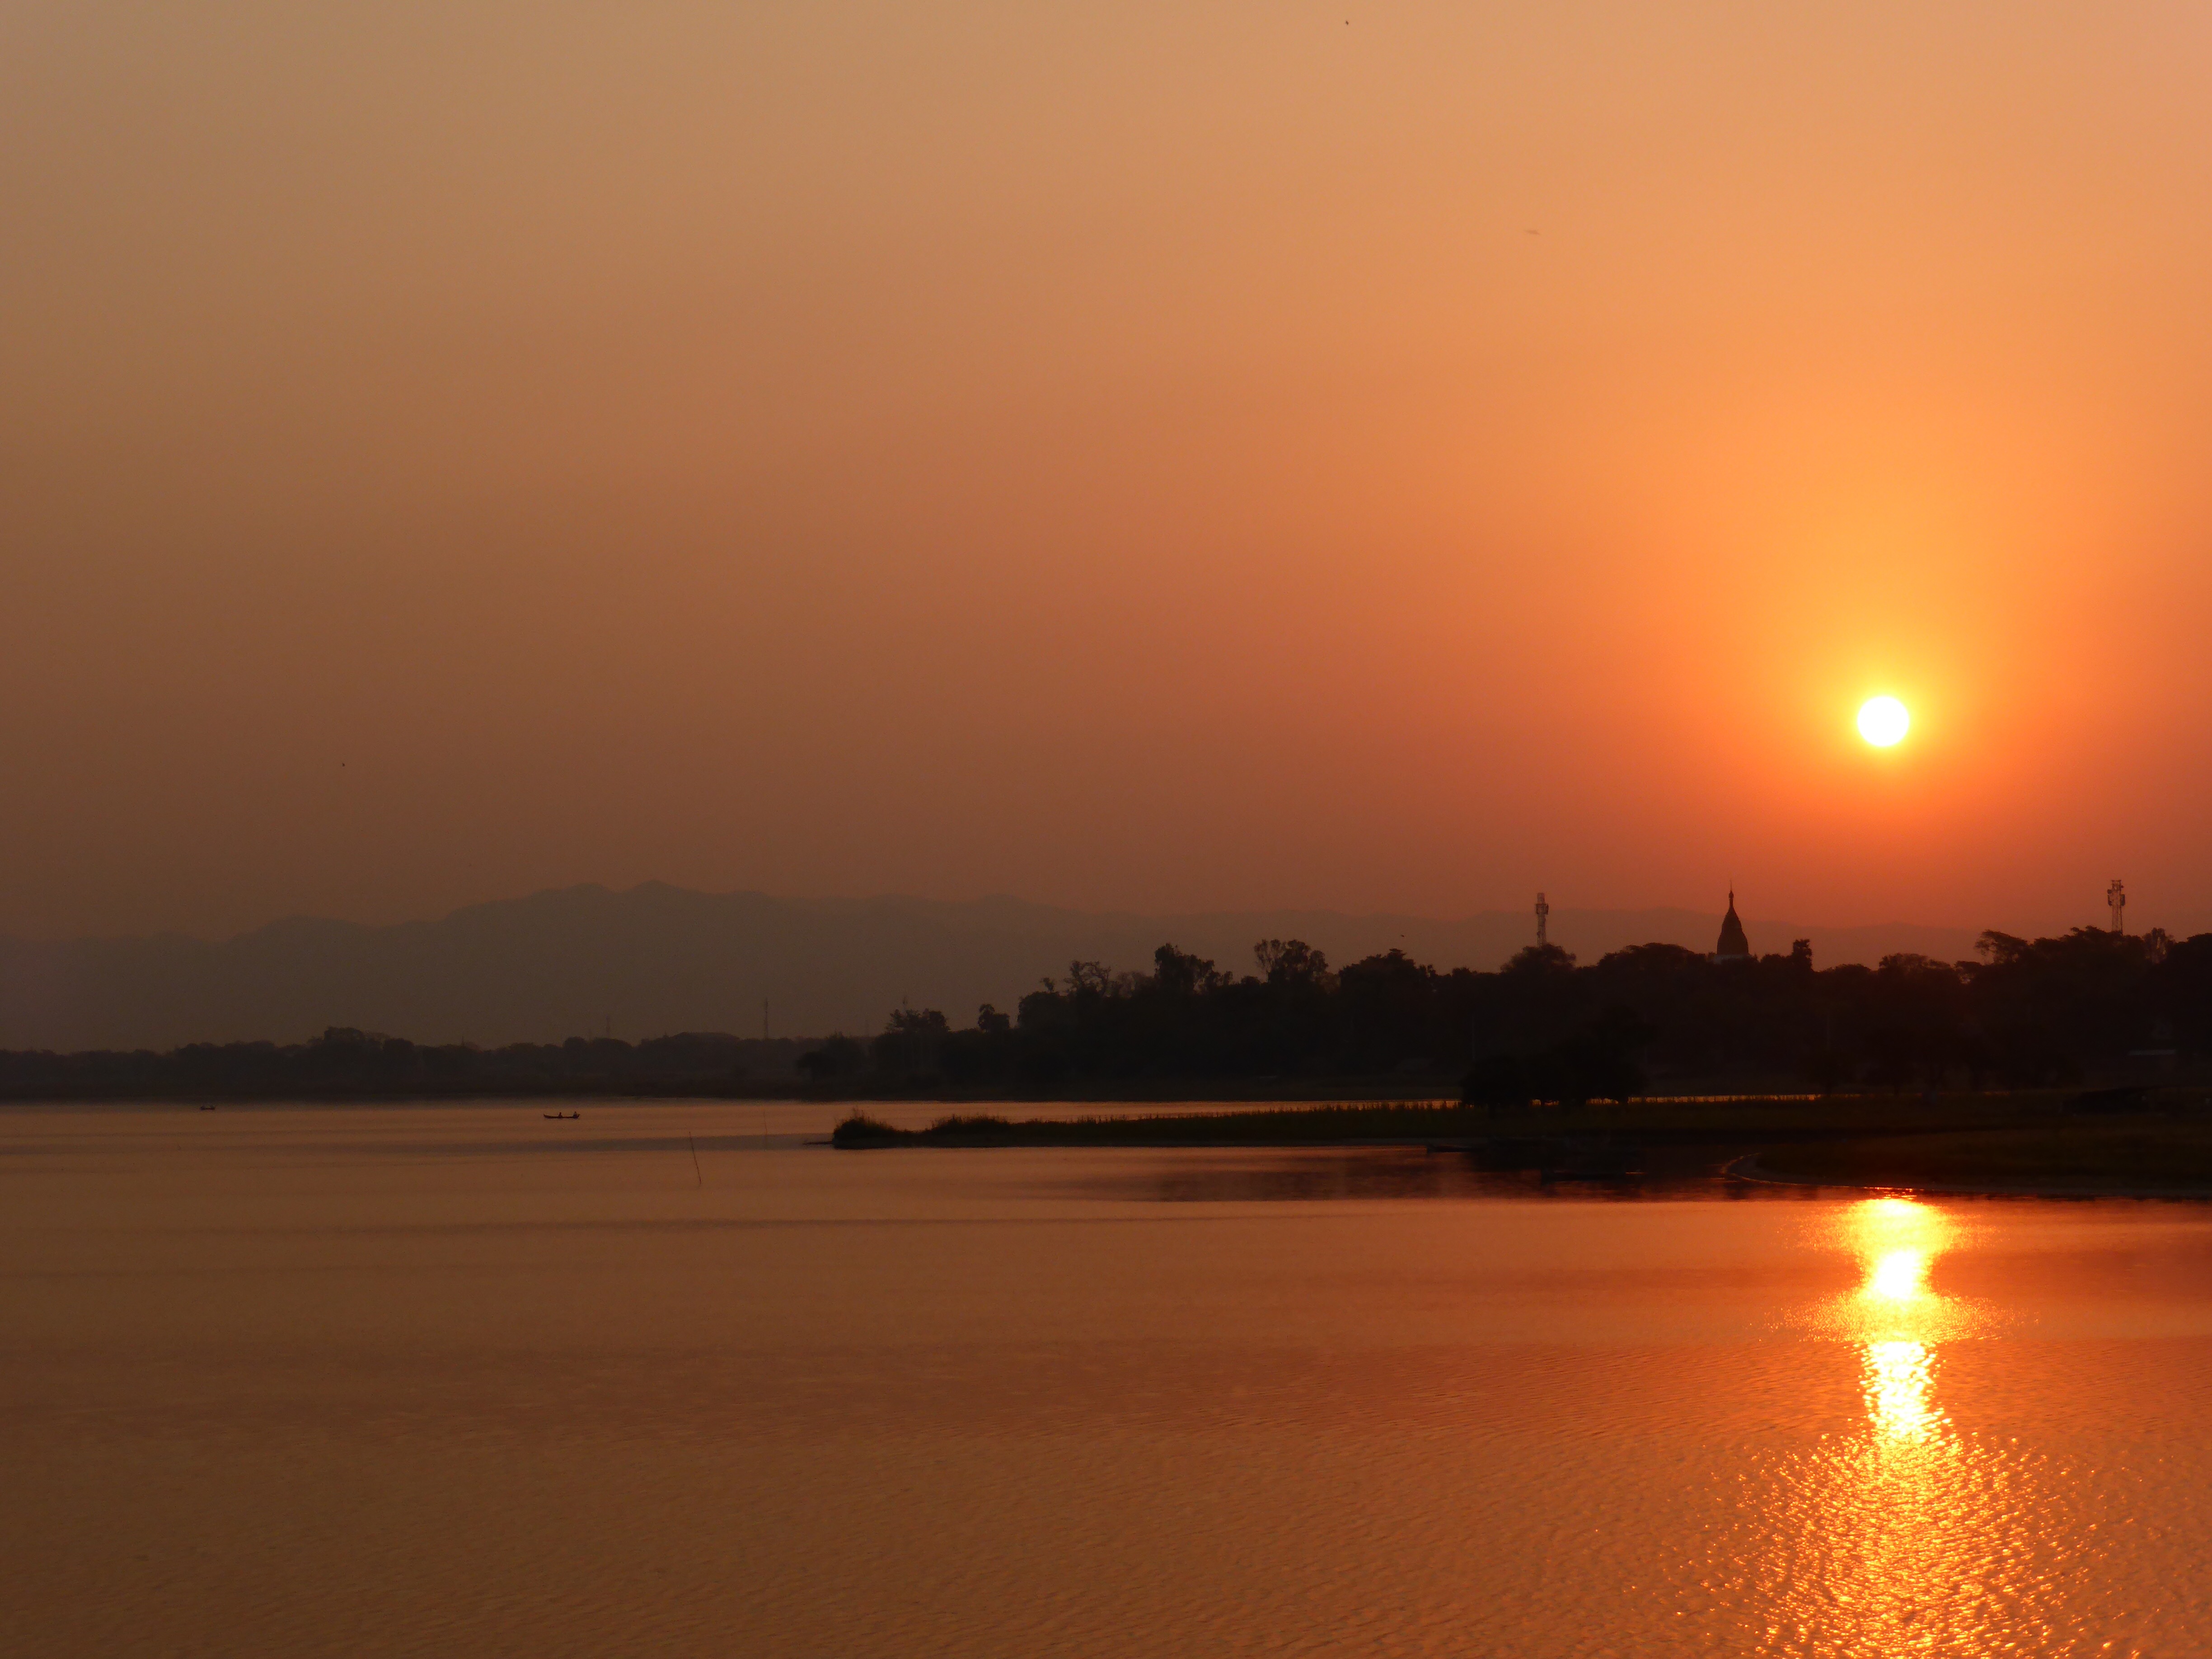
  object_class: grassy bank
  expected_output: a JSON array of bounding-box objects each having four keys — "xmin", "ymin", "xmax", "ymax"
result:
[
  {"xmin": 834, "ymin": 1102, "xmax": 1486, "ymax": 1148},
  {"xmin": 831, "ymin": 1090, "xmax": 2184, "ymax": 1153},
  {"xmin": 831, "ymin": 1091, "xmax": 2212, "ymax": 1194}
]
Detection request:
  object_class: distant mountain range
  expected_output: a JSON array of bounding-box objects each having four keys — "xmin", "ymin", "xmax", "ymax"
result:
[{"xmin": 0, "ymin": 884, "xmax": 1987, "ymax": 1051}]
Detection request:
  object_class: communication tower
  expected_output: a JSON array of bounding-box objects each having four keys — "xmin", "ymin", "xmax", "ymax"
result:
[
  {"xmin": 2107, "ymin": 879, "xmax": 2127, "ymax": 935},
  {"xmin": 1534, "ymin": 891, "xmax": 1550, "ymax": 948}
]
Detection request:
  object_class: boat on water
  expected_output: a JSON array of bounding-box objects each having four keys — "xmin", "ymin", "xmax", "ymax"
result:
[{"xmin": 543, "ymin": 1111, "xmax": 581, "ymax": 1120}]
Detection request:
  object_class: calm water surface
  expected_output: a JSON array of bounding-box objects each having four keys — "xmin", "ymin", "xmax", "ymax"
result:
[{"xmin": 5, "ymin": 1103, "xmax": 2212, "ymax": 1656}]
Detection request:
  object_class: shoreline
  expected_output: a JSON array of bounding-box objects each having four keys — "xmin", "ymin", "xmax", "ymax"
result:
[{"xmin": 828, "ymin": 1098, "xmax": 2212, "ymax": 1197}]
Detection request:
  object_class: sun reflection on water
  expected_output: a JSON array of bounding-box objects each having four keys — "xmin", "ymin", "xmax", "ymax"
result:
[
  {"xmin": 1865, "ymin": 1245, "xmax": 1931, "ymax": 1303},
  {"xmin": 1845, "ymin": 1202, "xmax": 1959, "ymax": 1446},
  {"xmin": 1863, "ymin": 1337, "xmax": 1942, "ymax": 1441},
  {"xmin": 1840, "ymin": 1198, "xmax": 1960, "ymax": 1443},
  {"xmin": 1728, "ymin": 1196, "xmax": 2063, "ymax": 1650},
  {"xmin": 1851, "ymin": 1200, "xmax": 1949, "ymax": 1304}
]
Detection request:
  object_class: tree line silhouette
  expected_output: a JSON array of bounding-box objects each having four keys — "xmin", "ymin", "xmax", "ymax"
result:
[
  {"xmin": 804, "ymin": 925, "xmax": 2212, "ymax": 1101},
  {"xmin": 0, "ymin": 924, "xmax": 2203, "ymax": 1101}
]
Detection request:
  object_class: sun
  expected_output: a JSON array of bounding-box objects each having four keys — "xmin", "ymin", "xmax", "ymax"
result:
[{"xmin": 1857, "ymin": 695, "xmax": 1910, "ymax": 747}]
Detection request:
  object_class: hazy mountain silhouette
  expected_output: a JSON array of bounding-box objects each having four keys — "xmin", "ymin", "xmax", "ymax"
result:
[{"xmin": 0, "ymin": 883, "xmax": 1985, "ymax": 1051}]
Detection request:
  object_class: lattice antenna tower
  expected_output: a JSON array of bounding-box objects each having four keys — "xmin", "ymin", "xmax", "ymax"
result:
[
  {"xmin": 2107, "ymin": 879, "xmax": 2126, "ymax": 935},
  {"xmin": 1534, "ymin": 891, "xmax": 1550, "ymax": 948}
]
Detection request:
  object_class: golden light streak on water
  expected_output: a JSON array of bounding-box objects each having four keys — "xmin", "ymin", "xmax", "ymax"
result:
[
  {"xmin": 1740, "ymin": 1196, "xmax": 2068, "ymax": 1652},
  {"xmin": 1866, "ymin": 1247, "xmax": 1931, "ymax": 1302},
  {"xmin": 1850, "ymin": 1198, "xmax": 1951, "ymax": 1299},
  {"xmin": 1863, "ymin": 1337, "xmax": 1943, "ymax": 1442},
  {"xmin": 1838, "ymin": 1197, "xmax": 1961, "ymax": 1442}
]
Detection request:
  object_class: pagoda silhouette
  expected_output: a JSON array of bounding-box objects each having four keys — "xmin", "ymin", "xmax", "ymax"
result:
[{"xmin": 1711, "ymin": 890, "xmax": 1751, "ymax": 963}]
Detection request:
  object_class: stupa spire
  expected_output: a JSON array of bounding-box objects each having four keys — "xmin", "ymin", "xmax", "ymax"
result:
[{"xmin": 1714, "ymin": 889, "xmax": 1750, "ymax": 961}]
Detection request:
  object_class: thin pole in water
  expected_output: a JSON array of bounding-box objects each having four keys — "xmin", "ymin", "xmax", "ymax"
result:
[{"xmin": 688, "ymin": 1132, "xmax": 703, "ymax": 1188}]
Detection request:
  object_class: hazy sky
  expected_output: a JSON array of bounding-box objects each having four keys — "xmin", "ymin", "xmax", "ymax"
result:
[{"xmin": 6, "ymin": 1, "xmax": 2212, "ymax": 942}]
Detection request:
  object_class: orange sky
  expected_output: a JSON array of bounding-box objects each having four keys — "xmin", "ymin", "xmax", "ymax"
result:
[{"xmin": 5, "ymin": 1, "xmax": 2211, "ymax": 943}]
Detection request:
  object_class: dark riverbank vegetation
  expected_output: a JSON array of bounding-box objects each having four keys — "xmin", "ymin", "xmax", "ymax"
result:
[
  {"xmin": 4, "ymin": 923, "xmax": 2208, "ymax": 1111},
  {"xmin": 815, "ymin": 924, "xmax": 2210, "ymax": 1101}
]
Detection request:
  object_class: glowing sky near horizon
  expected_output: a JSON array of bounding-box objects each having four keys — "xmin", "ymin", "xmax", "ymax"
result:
[{"xmin": 4, "ymin": 1, "xmax": 2212, "ymax": 942}]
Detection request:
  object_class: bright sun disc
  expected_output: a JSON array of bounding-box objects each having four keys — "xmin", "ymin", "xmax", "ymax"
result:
[{"xmin": 1857, "ymin": 696, "xmax": 1910, "ymax": 746}]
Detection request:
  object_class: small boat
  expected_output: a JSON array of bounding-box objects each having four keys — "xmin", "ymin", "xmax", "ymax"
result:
[{"xmin": 543, "ymin": 1111, "xmax": 581, "ymax": 1120}]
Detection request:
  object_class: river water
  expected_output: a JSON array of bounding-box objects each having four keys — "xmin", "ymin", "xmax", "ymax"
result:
[{"xmin": 6, "ymin": 1103, "xmax": 2212, "ymax": 1656}]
